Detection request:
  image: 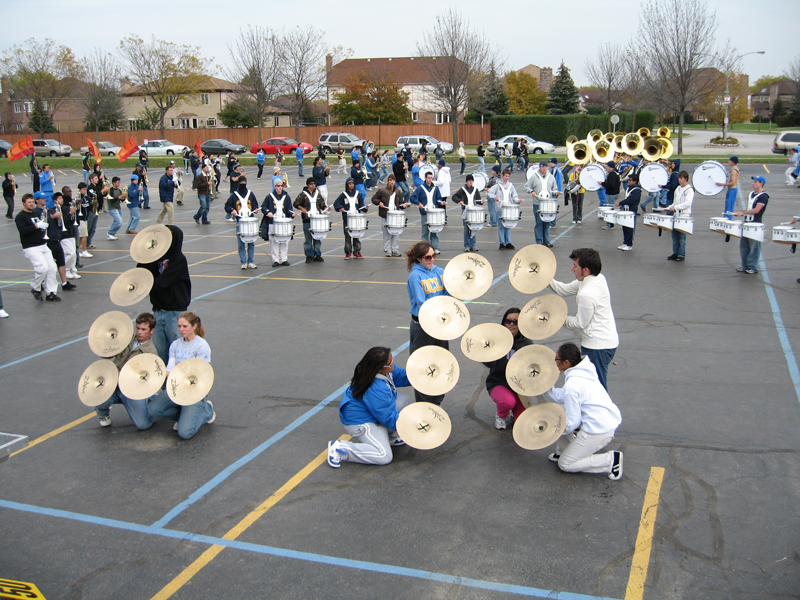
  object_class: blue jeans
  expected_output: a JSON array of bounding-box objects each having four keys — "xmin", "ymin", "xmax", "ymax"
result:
[
  {"xmin": 724, "ymin": 189, "xmax": 737, "ymax": 219},
  {"xmin": 397, "ymin": 181, "xmax": 410, "ymax": 202},
  {"xmin": 86, "ymin": 212, "xmax": 98, "ymax": 246},
  {"xmin": 82, "ymin": 170, "xmax": 90, "ymax": 186},
  {"xmin": 459, "ymin": 158, "xmax": 466, "ymax": 175},
  {"xmin": 582, "ymin": 346, "xmax": 616, "ymax": 391},
  {"xmin": 108, "ymin": 208, "xmax": 123, "ymax": 236},
  {"xmin": 379, "ymin": 166, "xmax": 389, "ymax": 183},
  {"xmin": 152, "ymin": 310, "xmax": 182, "ymax": 363},
  {"xmin": 236, "ymin": 229, "xmax": 255, "ymax": 264},
  {"xmin": 302, "ymin": 220, "xmax": 322, "ymax": 257},
  {"xmin": 142, "ymin": 186, "xmax": 150, "ymax": 208},
  {"xmin": 657, "ymin": 188, "xmax": 668, "ymax": 207},
  {"xmin": 498, "ymin": 220, "xmax": 512, "ymax": 245},
  {"xmin": 194, "ymin": 194, "xmax": 210, "ymax": 222},
  {"xmin": 640, "ymin": 192, "xmax": 659, "ymax": 211},
  {"xmin": 478, "ymin": 157, "xmax": 486, "ymax": 173},
  {"xmin": 623, "ymin": 217, "xmax": 636, "ymax": 246},
  {"xmin": 366, "ymin": 173, "xmax": 374, "ymax": 189},
  {"xmin": 487, "ymin": 197, "xmax": 498, "ymax": 226},
  {"xmin": 506, "ymin": 157, "xmax": 514, "ymax": 171},
  {"xmin": 534, "ymin": 210, "xmax": 551, "ymax": 245},
  {"xmin": 95, "ymin": 388, "xmax": 155, "ymax": 430},
  {"xmin": 462, "ymin": 220, "xmax": 476, "ymax": 249},
  {"xmin": 598, "ymin": 188, "xmax": 607, "ymax": 207},
  {"xmin": 420, "ymin": 213, "xmax": 439, "ymax": 249},
  {"xmin": 127, "ymin": 206, "xmax": 140, "ymax": 231},
  {"xmin": 672, "ymin": 229, "xmax": 686, "ymax": 257},
  {"xmin": 297, "ymin": 159, "xmax": 303, "ymax": 177},
  {"xmin": 739, "ymin": 237, "xmax": 761, "ymax": 271},
  {"xmin": 149, "ymin": 390, "xmax": 214, "ymax": 440}
]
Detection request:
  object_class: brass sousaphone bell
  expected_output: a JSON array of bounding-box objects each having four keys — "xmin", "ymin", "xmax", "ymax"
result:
[
  {"xmin": 641, "ymin": 137, "xmax": 664, "ymax": 161},
  {"xmin": 567, "ymin": 142, "xmax": 592, "ymax": 165},
  {"xmin": 623, "ymin": 133, "xmax": 644, "ymax": 155},
  {"xmin": 592, "ymin": 140, "xmax": 612, "ymax": 162}
]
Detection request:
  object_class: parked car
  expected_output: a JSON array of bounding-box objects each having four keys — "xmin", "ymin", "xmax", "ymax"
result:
[
  {"xmin": 0, "ymin": 140, "xmax": 11, "ymax": 158},
  {"xmin": 201, "ymin": 139, "xmax": 247, "ymax": 155},
  {"xmin": 318, "ymin": 132, "xmax": 366, "ymax": 153},
  {"xmin": 487, "ymin": 135, "xmax": 555, "ymax": 155},
  {"xmin": 250, "ymin": 137, "xmax": 314, "ymax": 155},
  {"xmin": 394, "ymin": 135, "xmax": 454, "ymax": 154},
  {"xmin": 79, "ymin": 141, "xmax": 122, "ymax": 156},
  {"xmin": 140, "ymin": 139, "xmax": 188, "ymax": 156},
  {"xmin": 771, "ymin": 131, "xmax": 800, "ymax": 155},
  {"xmin": 33, "ymin": 138, "xmax": 73, "ymax": 157}
]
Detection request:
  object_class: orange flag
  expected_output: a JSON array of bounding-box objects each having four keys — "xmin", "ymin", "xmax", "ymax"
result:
[
  {"xmin": 8, "ymin": 136, "xmax": 34, "ymax": 161},
  {"xmin": 194, "ymin": 137, "xmax": 202, "ymax": 156},
  {"xmin": 117, "ymin": 137, "xmax": 139, "ymax": 163},
  {"xmin": 87, "ymin": 138, "xmax": 102, "ymax": 164}
]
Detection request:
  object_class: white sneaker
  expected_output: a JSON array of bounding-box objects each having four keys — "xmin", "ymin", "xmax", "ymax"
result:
[
  {"xmin": 241, "ymin": 263, "xmax": 247, "ymax": 270},
  {"xmin": 173, "ymin": 422, "xmax": 178, "ymax": 431},
  {"xmin": 70, "ymin": 271, "xmax": 81, "ymax": 279},
  {"xmin": 618, "ymin": 244, "xmax": 632, "ymax": 251},
  {"xmin": 494, "ymin": 415, "xmax": 507, "ymax": 430},
  {"xmin": 434, "ymin": 249, "xmax": 440, "ymax": 255},
  {"xmin": 0, "ymin": 309, "xmax": 9, "ymax": 318},
  {"xmin": 206, "ymin": 401, "xmax": 216, "ymax": 424},
  {"xmin": 247, "ymin": 262, "xmax": 257, "ymax": 269},
  {"xmin": 99, "ymin": 416, "xmax": 112, "ymax": 427},
  {"xmin": 66, "ymin": 272, "xmax": 75, "ymax": 279},
  {"xmin": 107, "ymin": 234, "xmax": 118, "ymax": 240},
  {"xmin": 80, "ymin": 251, "xmax": 93, "ymax": 258}
]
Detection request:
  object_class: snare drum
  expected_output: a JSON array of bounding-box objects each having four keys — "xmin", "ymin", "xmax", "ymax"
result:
[
  {"xmin": 386, "ymin": 209, "xmax": 406, "ymax": 236},
  {"xmin": 616, "ymin": 211, "xmax": 635, "ymax": 228},
  {"xmin": 709, "ymin": 217, "xmax": 727, "ymax": 233},
  {"xmin": 309, "ymin": 213, "xmax": 331, "ymax": 241},
  {"xmin": 643, "ymin": 214, "xmax": 661, "ymax": 229},
  {"xmin": 466, "ymin": 205, "xmax": 486, "ymax": 231},
  {"xmin": 692, "ymin": 161, "xmax": 727, "ymax": 197},
  {"xmin": 720, "ymin": 219, "xmax": 743, "ymax": 237},
  {"xmin": 538, "ymin": 200, "xmax": 558, "ymax": 223},
  {"xmin": 786, "ymin": 229, "xmax": 800, "ymax": 244},
  {"xmin": 500, "ymin": 202, "xmax": 520, "ymax": 228},
  {"xmin": 673, "ymin": 216, "xmax": 694, "ymax": 235},
  {"xmin": 603, "ymin": 209, "xmax": 619, "ymax": 224},
  {"xmin": 772, "ymin": 225, "xmax": 794, "ymax": 243},
  {"xmin": 639, "ymin": 163, "xmax": 669, "ymax": 193},
  {"xmin": 426, "ymin": 207, "xmax": 446, "ymax": 233},
  {"xmin": 271, "ymin": 217, "xmax": 293, "ymax": 243},
  {"xmin": 346, "ymin": 213, "xmax": 368, "ymax": 238},
  {"xmin": 579, "ymin": 163, "xmax": 606, "ymax": 192},
  {"xmin": 238, "ymin": 216, "xmax": 259, "ymax": 243},
  {"xmin": 644, "ymin": 214, "xmax": 673, "ymax": 230},
  {"xmin": 742, "ymin": 222, "xmax": 764, "ymax": 242}
]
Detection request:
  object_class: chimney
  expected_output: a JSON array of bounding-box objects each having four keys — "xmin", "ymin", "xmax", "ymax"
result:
[{"xmin": 326, "ymin": 53, "xmax": 333, "ymax": 73}]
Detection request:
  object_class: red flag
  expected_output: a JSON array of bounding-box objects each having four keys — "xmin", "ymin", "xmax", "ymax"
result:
[
  {"xmin": 87, "ymin": 137, "xmax": 102, "ymax": 164},
  {"xmin": 194, "ymin": 137, "xmax": 202, "ymax": 156},
  {"xmin": 8, "ymin": 136, "xmax": 34, "ymax": 162},
  {"xmin": 117, "ymin": 137, "xmax": 139, "ymax": 163}
]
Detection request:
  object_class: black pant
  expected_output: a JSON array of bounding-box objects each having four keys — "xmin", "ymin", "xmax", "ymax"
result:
[
  {"xmin": 4, "ymin": 195, "xmax": 13, "ymax": 218},
  {"xmin": 409, "ymin": 319, "xmax": 449, "ymax": 405},
  {"xmin": 342, "ymin": 221, "xmax": 361, "ymax": 254},
  {"xmin": 569, "ymin": 192, "xmax": 584, "ymax": 221}
]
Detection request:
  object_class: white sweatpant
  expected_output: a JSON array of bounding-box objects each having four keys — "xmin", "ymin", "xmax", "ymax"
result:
[
  {"xmin": 785, "ymin": 166, "xmax": 797, "ymax": 186},
  {"xmin": 340, "ymin": 392, "xmax": 412, "ymax": 465},
  {"xmin": 23, "ymin": 245, "xmax": 58, "ymax": 294},
  {"xmin": 381, "ymin": 218, "xmax": 401, "ymax": 253},
  {"xmin": 555, "ymin": 429, "xmax": 616, "ymax": 474},
  {"xmin": 60, "ymin": 237, "xmax": 77, "ymax": 275}
]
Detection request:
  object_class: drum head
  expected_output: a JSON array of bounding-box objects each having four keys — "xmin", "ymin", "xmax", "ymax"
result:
[
  {"xmin": 692, "ymin": 161, "xmax": 727, "ymax": 197},
  {"xmin": 579, "ymin": 164, "xmax": 606, "ymax": 191},
  {"xmin": 419, "ymin": 164, "xmax": 438, "ymax": 181},
  {"xmin": 472, "ymin": 172, "xmax": 488, "ymax": 190},
  {"xmin": 639, "ymin": 163, "xmax": 669, "ymax": 193},
  {"xmin": 526, "ymin": 165, "xmax": 537, "ymax": 180}
]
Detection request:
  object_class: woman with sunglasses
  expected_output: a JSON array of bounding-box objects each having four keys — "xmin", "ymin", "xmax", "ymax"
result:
[
  {"xmin": 326, "ymin": 346, "xmax": 412, "ymax": 468},
  {"xmin": 406, "ymin": 241, "xmax": 449, "ymax": 405},
  {"xmin": 483, "ymin": 307, "xmax": 533, "ymax": 430}
]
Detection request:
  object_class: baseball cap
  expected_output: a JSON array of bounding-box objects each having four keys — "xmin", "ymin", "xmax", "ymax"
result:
[{"xmin": 751, "ymin": 175, "xmax": 766, "ymax": 184}]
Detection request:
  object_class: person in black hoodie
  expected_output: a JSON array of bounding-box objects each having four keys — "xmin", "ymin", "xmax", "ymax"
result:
[
  {"xmin": 3, "ymin": 172, "xmax": 17, "ymax": 219},
  {"xmin": 137, "ymin": 225, "xmax": 191, "ymax": 362},
  {"xmin": 656, "ymin": 158, "xmax": 680, "ymax": 211},
  {"xmin": 601, "ymin": 161, "xmax": 621, "ymax": 230}
]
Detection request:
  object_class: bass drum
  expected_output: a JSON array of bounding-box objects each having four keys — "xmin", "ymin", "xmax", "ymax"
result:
[
  {"xmin": 579, "ymin": 163, "xmax": 606, "ymax": 192},
  {"xmin": 419, "ymin": 164, "xmax": 439, "ymax": 181},
  {"xmin": 692, "ymin": 161, "xmax": 727, "ymax": 197},
  {"xmin": 639, "ymin": 163, "xmax": 669, "ymax": 193},
  {"xmin": 472, "ymin": 172, "xmax": 488, "ymax": 190}
]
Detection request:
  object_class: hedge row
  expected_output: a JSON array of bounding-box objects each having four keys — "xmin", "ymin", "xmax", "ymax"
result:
[{"xmin": 489, "ymin": 111, "xmax": 656, "ymax": 144}]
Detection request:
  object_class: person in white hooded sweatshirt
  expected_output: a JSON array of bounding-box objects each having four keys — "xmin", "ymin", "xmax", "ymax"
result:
[{"xmin": 543, "ymin": 342, "xmax": 623, "ymax": 480}]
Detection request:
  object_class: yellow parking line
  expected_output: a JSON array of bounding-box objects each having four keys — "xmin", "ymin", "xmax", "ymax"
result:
[
  {"xmin": 624, "ymin": 466, "xmax": 665, "ymax": 600},
  {"xmin": 11, "ymin": 413, "xmax": 95, "ymax": 457},
  {"xmin": 150, "ymin": 436, "xmax": 350, "ymax": 600},
  {"xmin": 763, "ymin": 165, "xmax": 770, "ymax": 174}
]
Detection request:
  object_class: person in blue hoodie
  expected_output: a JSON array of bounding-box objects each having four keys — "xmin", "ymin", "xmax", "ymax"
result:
[
  {"xmin": 125, "ymin": 174, "xmax": 142, "ymax": 234},
  {"xmin": 295, "ymin": 145, "xmax": 305, "ymax": 177},
  {"xmin": 326, "ymin": 346, "xmax": 413, "ymax": 468}
]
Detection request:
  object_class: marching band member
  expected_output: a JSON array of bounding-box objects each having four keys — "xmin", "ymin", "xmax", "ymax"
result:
[
  {"xmin": 524, "ymin": 161, "xmax": 559, "ymax": 247},
  {"xmin": 493, "ymin": 168, "xmax": 522, "ymax": 250},
  {"xmin": 452, "ymin": 174, "xmax": 484, "ymax": 252},
  {"xmin": 716, "ymin": 156, "xmax": 740, "ymax": 220},
  {"xmin": 566, "ymin": 165, "xmax": 584, "ymax": 224},
  {"xmin": 733, "ymin": 176, "xmax": 768, "ymax": 274},
  {"xmin": 665, "ymin": 171, "xmax": 693, "ymax": 263},
  {"xmin": 125, "ymin": 174, "xmax": 143, "ymax": 234},
  {"xmin": 263, "ymin": 179, "xmax": 295, "ymax": 267},
  {"xmin": 312, "ymin": 155, "xmax": 330, "ymax": 205},
  {"xmin": 372, "ymin": 174, "xmax": 409, "ymax": 257},
  {"xmin": 410, "ymin": 169, "xmax": 446, "ymax": 254},
  {"xmin": 16, "ymin": 193, "xmax": 59, "ymax": 302},
  {"xmin": 334, "ymin": 177, "xmax": 368, "ymax": 260},
  {"xmin": 615, "ymin": 172, "xmax": 641, "ymax": 251},
  {"xmin": 225, "ymin": 178, "xmax": 260, "ymax": 270},
  {"xmin": 326, "ymin": 346, "xmax": 413, "ymax": 468},
  {"xmin": 34, "ymin": 192, "xmax": 74, "ymax": 292},
  {"xmin": 434, "ymin": 158, "xmax": 451, "ymax": 202},
  {"xmin": 543, "ymin": 343, "xmax": 623, "ymax": 481},
  {"xmin": 294, "ymin": 177, "xmax": 327, "ymax": 263},
  {"xmin": 406, "ymin": 241, "xmax": 449, "ymax": 405},
  {"xmin": 600, "ymin": 161, "xmax": 620, "ymax": 230}
]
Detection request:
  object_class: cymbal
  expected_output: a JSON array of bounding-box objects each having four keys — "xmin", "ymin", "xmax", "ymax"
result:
[
  {"xmin": 460, "ymin": 323, "xmax": 514, "ymax": 362},
  {"xmin": 406, "ymin": 346, "xmax": 460, "ymax": 396},
  {"xmin": 512, "ymin": 402, "xmax": 567, "ymax": 450},
  {"xmin": 78, "ymin": 359, "xmax": 119, "ymax": 407},
  {"xmin": 518, "ymin": 294, "xmax": 568, "ymax": 340},
  {"xmin": 166, "ymin": 358, "xmax": 215, "ymax": 406},
  {"xmin": 118, "ymin": 353, "xmax": 167, "ymax": 400},
  {"xmin": 505, "ymin": 344, "xmax": 559, "ymax": 397},
  {"xmin": 109, "ymin": 267, "xmax": 154, "ymax": 307},
  {"xmin": 508, "ymin": 244, "xmax": 557, "ymax": 294},
  {"xmin": 395, "ymin": 402, "xmax": 452, "ymax": 450},
  {"xmin": 418, "ymin": 296, "xmax": 471, "ymax": 341},
  {"xmin": 130, "ymin": 224, "xmax": 172, "ymax": 264},
  {"xmin": 442, "ymin": 252, "xmax": 494, "ymax": 300},
  {"xmin": 88, "ymin": 311, "xmax": 134, "ymax": 358}
]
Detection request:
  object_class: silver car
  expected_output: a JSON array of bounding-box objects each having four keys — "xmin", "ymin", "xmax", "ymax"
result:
[
  {"xmin": 79, "ymin": 141, "xmax": 122, "ymax": 156},
  {"xmin": 33, "ymin": 138, "xmax": 73, "ymax": 157},
  {"xmin": 318, "ymin": 132, "xmax": 366, "ymax": 153},
  {"xmin": 395, "ymin": 135, "xmax": 454, "ymax": 154},
  {"xmin": 487, "ymin": 135, "xmax": 555, "ymax": 155},
  {"xmin": 140, "ymin": 139, "xmax": 188, "ymax": 156}
]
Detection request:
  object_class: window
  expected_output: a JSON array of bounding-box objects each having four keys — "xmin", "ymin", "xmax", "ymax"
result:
[
  {"xmin": 436, "ymin": 112, "xmax": 451, "ymax": 124},
  {"xmin": 14, "ymin": 103, "xmax": 21, "ymax": 113},
  {"xmin": 180, "ymin": 118, "xmax": 190, "ymax": 129},
  {"xmin": 201, "ymin": 93, "xmax": 210, "ymax": 105},
  {"xmin": 170, "ymin": 119, "xmax": 176, "ymax": 127},
  {"xmin": 16, "ymin": 123, "xmax": 24, "ymax": 130},
  {"xmin": 411, "ymin": 112, "xmax": 418, "ymax": 122},
  {"xmin": 206, "ymin": 117, "xmax": 216, "ymax": 127}
]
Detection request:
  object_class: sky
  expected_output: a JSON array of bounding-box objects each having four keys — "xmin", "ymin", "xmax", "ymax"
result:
[{"xmin": 2, "ymin": 0, "xmax": 793, "ymax": 88}]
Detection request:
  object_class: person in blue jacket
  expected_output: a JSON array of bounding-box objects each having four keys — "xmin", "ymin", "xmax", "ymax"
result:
[
  {"xmin": 295, "ymin": 145, "xmax": 305, "ymax": 177},
  {"xmin": 327, "ymin": 346, "xmax": 413, "ymax": 467}
]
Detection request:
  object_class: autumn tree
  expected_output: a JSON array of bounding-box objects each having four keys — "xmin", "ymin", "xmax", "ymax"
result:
[
  {"xmin": 750, "ymin": 75, "xmax": 783, "ymax": 93},
  {"xmin": 81, "ymin": 50, "xmax": 126, "ymax": 139},
  {"xmin": 1, "ymin": 38, "xmax": 83, "ymax": 138},
  {"xmin": 785, "ymin": 55, "xmax": 800, "ymax": 124},
  {"xmin": 505, "ymin": 71, "xmax": 547, "ymax": 115},
  {"xmin": 546, "ymin": 62, "xmax": 581, "ymax": 115},
  {"xmin": 695, "ymin": 71, "xmax": 752, "ymax": 129},
  {"xmin": 118, "ymin": 36, "xmax": 207, "ymax": 138},
  {"xmin": 330, "ymin": 70, "xmax": 411, "ymax": 125}
]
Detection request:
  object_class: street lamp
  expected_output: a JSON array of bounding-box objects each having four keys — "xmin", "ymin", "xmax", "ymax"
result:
[{"xmin": 723, "ymin": 50, "xmax": 765, "ymax": 141}]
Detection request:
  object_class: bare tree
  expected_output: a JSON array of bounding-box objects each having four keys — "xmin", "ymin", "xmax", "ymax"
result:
[
  {"xmin": 784, "ymin": 54, "xmax": 800, "ymax": 120},
  {"xmin": 1, "ymin": 38, "xmax": 83, "ymax": 137},
  {"xmin": 81, "ymin": 49, "xmax": 126, "ymax": 142},
  {"xmin": 584, "ymin": 43, "xmax": 628, "ymax": 123},
  {"xmin": 416, "ymin": 8, "xmax": 499, "ymax": 146},
  {"xmin": 638, "ymin": 0, "xmax": 721, "ymax": 154},
  {"xmin": 118, "ymin": 36, "xmax": 208, "ymax": 138},
  {"xmin": 224, "ymin": 26, "xmax": 282, "ymax": 146}
]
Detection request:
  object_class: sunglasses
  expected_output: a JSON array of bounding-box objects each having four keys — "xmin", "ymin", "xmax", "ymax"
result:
[
  {"xmin": 422, "ymin": 254, "xmax": 435, "ymax": 260},
  {"xmin": 503, "ymin": 319, "xmax": 518, "ymax": 325}
]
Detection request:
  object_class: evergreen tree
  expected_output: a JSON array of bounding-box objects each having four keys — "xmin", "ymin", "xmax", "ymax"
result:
[
  {"xmin": 771, "ymin": 98, "xmax": 786, "ymax": 120},
  {"xmin": 465, "ymin": 66, "xmax": 508, "ymax": 122},
  {"xmin": 27, "ymin": 103, "xmax": 56, "ymax": 134},
  {"xmin": 546, "ymin": 62, "xmax": 581, "ymax": 115}
]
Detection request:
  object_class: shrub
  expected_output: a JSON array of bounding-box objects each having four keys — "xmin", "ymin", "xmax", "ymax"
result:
[{"xmin": 489, "ymin": 111, "xmax": 656, "ymax": 145}]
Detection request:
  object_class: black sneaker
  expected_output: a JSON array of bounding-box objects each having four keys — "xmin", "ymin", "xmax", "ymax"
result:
[
  {"xmin": 194, "ymin": 217, "xmax": 200, "ymax": 224},
  {"xmin": 313, "ymin": 256, "xmax": 324, "ymax": 262},
  {"xmin": 272, "ymin": 261, "xmax": 280, "ymax": 267},
  {"xmin": 31, "ymin": 289, "xmax": 43, "ymax": 301},
  {"xmin": 608, "ymin": 451, "xmax": 623, "ymax": 480},
  {"xmin": 506, "ymin": 243, "xmax": 516, "ymax": 250},
  {"xmin": 177, "ymin": 201, "xmax": 183, "ymax": 206},
  {"xmin": 544, "ymin": 243, "xmax": 552, "ymax": 248},
  {"xmin": 61, "ymin": 281, "xmax": 77, "ymax": 291},
  {"xmin": 667, "ymin": 254, "xmax": 678, "ymax": 260},
  {"xmin": 305, "ymin": 256, "xmax": 313, "ymax": 263},
  {"xmin": 45, "ymin": 293, "xmax": 61, "ymax": 302},
  {"xmin": 281, "ymin": 261, "xmax": 290, "ymax": 266},
  {"xmin": 499, "ymin": 244, "xmax": 507, "ymax": 250},
  {"xmin": 676, "ymin": 256, "xmax": 685, "ymax": 262}
]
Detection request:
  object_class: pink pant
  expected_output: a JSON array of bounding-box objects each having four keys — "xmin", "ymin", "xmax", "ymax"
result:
[{"xmin": 489, "ymin": 385, "xmax": 526, "ymax": 419}]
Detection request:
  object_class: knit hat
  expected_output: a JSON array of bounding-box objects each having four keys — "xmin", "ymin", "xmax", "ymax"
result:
[{"xmin": 729, "ymin": 156, "xmax": 739, "ymax": 164}]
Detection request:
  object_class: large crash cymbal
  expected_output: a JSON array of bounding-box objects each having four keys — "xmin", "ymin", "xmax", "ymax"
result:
[
  {"xmin": 513, "ymin": 402, "xmax": 568, "ymax": 450},
  {"xmin": 418, "ymin": 296, "xmax": 471, "ymax": 341},
  {"xmin": 518, "ymin": 294, "xmax": 568, "ymax": 340},
  {"xmin": 508, "ymin": 245, "xmax": 557, "ymax": 294},
  {"xmin": 130, "ymin": 224, "xmax": 172, "ymax": 263},
  {"xmin": 406, "ymin": 346, "xmax": 460, "ymax": 396},
  {"xmin": 88, "ymin": 311, "xmax": 134, "ymax": 358},
  {"xmin": 109, "ymin": 267, "xmax": 154, "ymax": 307},
  {"xmin": 78, "ymin": 359, "xmax": 119, "ymax": 407},
  {"xmin": 442, "ymin": 252, "xmax": 494, "ymax": 300},
  {"xmin": 395, "ymin": 402, "xmax": 452, "ymax": 450},
  {"xmin": 460, "ymin": 323, "xmax": 514, "ymax": 363},
  {"xmin": 118, "ymin": 353, "xmax": 167, "ymax": 400},
  {"xmin": 166, "ymin": 358, "xmax": 215, "ymax": 406},
  {"xmin": 505, "ymin": 344, "xmax": 559, "ymax": 397}
]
